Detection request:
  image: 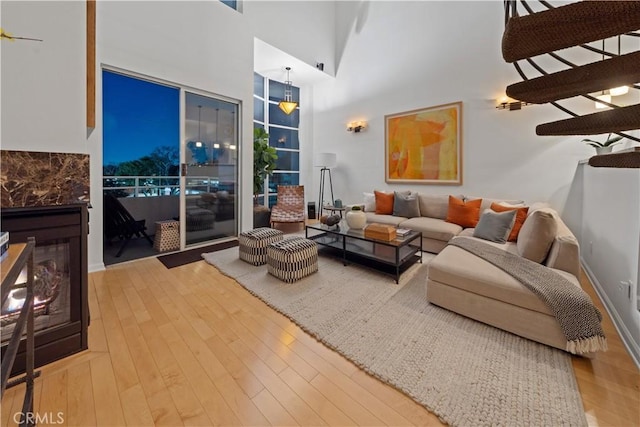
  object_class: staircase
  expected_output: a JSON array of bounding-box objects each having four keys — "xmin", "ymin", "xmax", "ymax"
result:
[{"xmin": 502, "ymin": 0, "xmax": 640, "ymax": 141}]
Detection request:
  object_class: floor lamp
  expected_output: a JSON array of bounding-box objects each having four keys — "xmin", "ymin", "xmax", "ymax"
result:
[{"xmin": 315, "ymin": 152, "xmax": 337, "ymax": 219}]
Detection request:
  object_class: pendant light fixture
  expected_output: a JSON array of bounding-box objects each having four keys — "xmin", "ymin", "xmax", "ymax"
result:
[
  {"xmin": 195, "ymin": 105, "xmax": 203, "ymax": 147},
  {"xmin": 278, "ymin": 67, "xmax": 298, "ymax": 115}
]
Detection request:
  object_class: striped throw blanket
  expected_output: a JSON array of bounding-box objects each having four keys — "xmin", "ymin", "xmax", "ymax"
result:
[{"xmin": 449, "ymin": 237, "xmax": 607, "ymax": 355}]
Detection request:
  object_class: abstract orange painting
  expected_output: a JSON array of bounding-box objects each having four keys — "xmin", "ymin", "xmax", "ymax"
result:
[{"xmin": 385, "ymin": 102, "xmax": 462, "ymax": 185}]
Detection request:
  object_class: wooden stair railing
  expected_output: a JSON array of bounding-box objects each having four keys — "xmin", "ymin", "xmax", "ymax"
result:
[
  {"xmin": 502, "ymin": 0, "xmax": 640, "ymax": 140},
  {"xmin": 502, "ymin": 1, "xmax": 640, "ymax": 63},
  {"xmin": 506, "ymin": 52, "xmax": 640, "ymax": 104},
  {"xmin": 536, "ymin": 104, "xmax": 640, "ymax": 136}
]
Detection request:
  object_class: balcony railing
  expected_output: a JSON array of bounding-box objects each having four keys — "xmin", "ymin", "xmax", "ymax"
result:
[{"xmin": 103, "ymin": 176, "xmax": 220, "ymax": 198}]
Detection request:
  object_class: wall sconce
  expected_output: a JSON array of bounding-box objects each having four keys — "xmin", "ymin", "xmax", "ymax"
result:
[
  {"xmin": 496, "ymin": 100, "xmax": 529, "ymax": 111},
  {"xmin": 347, "ymin": 121, "xmax": 367, "ymax": 132}
]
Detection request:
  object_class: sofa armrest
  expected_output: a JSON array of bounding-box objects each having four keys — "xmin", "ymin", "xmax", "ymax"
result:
[{"xmin": 541, "ymin": 209, "xmax": 580, "ymax": 278}]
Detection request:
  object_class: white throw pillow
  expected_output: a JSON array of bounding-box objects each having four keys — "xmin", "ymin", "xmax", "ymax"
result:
[{"xmin": 363, "ymin": 192, "xmax": 376, "ymax": 212}]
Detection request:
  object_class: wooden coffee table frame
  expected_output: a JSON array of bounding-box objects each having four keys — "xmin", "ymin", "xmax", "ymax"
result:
[{"xmin": 305, "ymin": 224, "xmax": 422, "ymax": 283}]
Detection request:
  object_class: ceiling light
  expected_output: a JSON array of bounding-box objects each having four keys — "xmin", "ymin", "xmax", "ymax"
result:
[
  {"xmin": 278, "ymin": 67, "xmax": 298, "ymax": 115},
  {"xmin": 610, "ymin": 86, "xmax": 629, "ymax": 96}
]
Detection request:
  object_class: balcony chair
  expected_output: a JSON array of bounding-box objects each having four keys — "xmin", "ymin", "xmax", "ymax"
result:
[
  {"xmin": 103, "ymin": 194, "xmax": 154, "ymax": 257},
  {"xmin": 270, "ymin": 185, "xmax": 305, "ymax": 229}
]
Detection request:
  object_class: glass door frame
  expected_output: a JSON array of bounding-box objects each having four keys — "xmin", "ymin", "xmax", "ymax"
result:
[{"xmin": 179, "ymin": 87, "xmax": 241, "ymax": 249}]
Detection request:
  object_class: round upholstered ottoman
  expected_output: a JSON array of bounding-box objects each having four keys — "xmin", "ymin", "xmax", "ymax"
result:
[
  {"xmin": 267, "ymin": 237, "xmax": 318, "ymax": 283},
  {"xmin": 238, "ymin": 227, "xmax": 284, "ymax": 266}
]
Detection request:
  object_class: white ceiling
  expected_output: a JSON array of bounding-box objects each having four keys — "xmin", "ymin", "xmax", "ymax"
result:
[{"xmin": 253, "ymin": 38, "xmax": 333, "ymax": 87}]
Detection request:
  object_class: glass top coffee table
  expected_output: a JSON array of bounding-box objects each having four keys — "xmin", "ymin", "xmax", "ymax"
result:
[{"xmin": 305, "ymin": 223, "xmax": 422, "ymax": 284}]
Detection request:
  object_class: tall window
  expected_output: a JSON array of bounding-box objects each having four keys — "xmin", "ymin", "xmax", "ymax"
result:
[{"xmin": 253, "ymin": 72, "xmax": 300, "ymax": 207}]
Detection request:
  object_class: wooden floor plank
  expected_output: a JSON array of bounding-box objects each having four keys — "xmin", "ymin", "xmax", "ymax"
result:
[
  {"xmin": 252, "ymin": 388, "xmax": 299, "ymax": 427},
  {"xmin": 120, "ymin": 384, "xmax": 155, "ymax": 426},
  {"xmin": 1, "ymin": 386, "xmax": 16, "ymax": 427},
  {"xmin": 97, "ymin": 277, "xmax": 140, "ymax": 393},
  {"xmin": 87, "ymin": 317, "xmax": 109, "ymax": 353},
  {"xmin": 228, "ymin": 338, "xmax": 327, "ymax": 426},
  {"xmin": 5, "ymin": 384, "xmax": 25, "ymax": 427},
  {"xmin": 309, "ymin": 373, "xmax": 385, "ymax": 426},
  {"xmin": 158, "ymin": 322, "xmax": 244, "ymax": 426},
  {"xmin": 206, "ymin": 334, "xmax": 265, "ymax": 399},
  {"xmin": 278, "ymin": 367, "xmax": 357, "ymax": 426},
  {"xmin": 37, "ymin": 370, "xmax": 67, "ymax": 427},
  {"xmin": 90, "ymin": 354, "xmax": 126, "ymax": 426},
  {"xmin": 66, "ymin": 361, "xmax": 97, "ymax": 427},
  {"xmin": 137, "ymin": 321, "xmax": 212, "ymax": 426}
]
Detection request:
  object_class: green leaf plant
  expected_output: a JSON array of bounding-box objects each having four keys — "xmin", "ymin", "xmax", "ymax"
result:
[
  {"xmin": 253, "ymin": 128, "xmax": 278, "ymax": 204},
  {"xmin": 581, "ymin": 133, "xmax": 624, "ymax": 148}
]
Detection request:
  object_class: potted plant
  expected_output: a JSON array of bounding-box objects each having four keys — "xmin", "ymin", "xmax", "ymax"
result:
[
  {"xmin": 253, "ymin": 127, "xmax": 278, "ymax": 227},
  {"xmin": 581, "ymin": 133, "xmax": 624, "ymax": 155}
]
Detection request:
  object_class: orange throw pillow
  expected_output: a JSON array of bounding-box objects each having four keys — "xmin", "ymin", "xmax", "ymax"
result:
[
  {"xmin": 491, "ymin": 202, "xmax": 529, "ymax": 241},
  {"xmin": 374, "ymin": 191, "xmax": 394, "ymax": 214},
  {"xmin": 446, "ymin": 196, "xmax": 482, "ymax": 228}
]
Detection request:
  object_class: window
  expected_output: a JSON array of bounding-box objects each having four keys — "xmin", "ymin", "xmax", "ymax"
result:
[
  {"xmin": 102, "ymin": 70, "xmax": 180, "ymax": 198},
  {"xmin": 220, "ymin": 0, "xmax": 239, "ymax": 11},
  {"xmin": 253, "ymin": 72, "xmax": 300, "ymax": 208}
]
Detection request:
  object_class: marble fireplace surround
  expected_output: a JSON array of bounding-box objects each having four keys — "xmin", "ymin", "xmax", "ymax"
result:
[{"xmin": 1, "ymin": 150, "xmax": 90, "ymax": 208}]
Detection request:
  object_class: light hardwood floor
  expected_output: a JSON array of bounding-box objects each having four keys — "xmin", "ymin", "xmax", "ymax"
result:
[{"xmin": 2, "ymin": 255, "xmax": 638, "ymax": 426}]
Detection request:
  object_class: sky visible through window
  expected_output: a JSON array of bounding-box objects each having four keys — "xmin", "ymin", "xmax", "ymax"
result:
[{"xmin": 102, "ymin": 71, "xmax": 179, "ymax": 166}]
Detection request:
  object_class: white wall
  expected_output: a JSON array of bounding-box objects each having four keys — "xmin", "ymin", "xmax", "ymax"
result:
[
  {"xmin": 1, "ymin": 1, "xmax": 86, "ymax": 151},
  {"xmin": 312, "ymin": 1, "xmax": 602, "ymax": 213},
  {"xmin": 581, "ymin": 164, "xmax": 640, "ymax": 365}
]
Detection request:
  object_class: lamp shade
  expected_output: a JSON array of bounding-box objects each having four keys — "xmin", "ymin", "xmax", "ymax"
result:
[
  {"xmin": 278, "ymin": 100, "xmax": 298, "ymax": 114},
  {"xmin": 314, "ymin": 152, "xmax": 337, "ymax": 168}
]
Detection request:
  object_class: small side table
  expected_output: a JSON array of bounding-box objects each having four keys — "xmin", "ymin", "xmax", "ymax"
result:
[{"xmin": 323, "ymin": 206, "xmax": 346, "ymax": 218}]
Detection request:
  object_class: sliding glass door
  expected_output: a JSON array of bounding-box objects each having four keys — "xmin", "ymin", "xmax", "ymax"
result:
[{"xmin": 183, "ymin": 92, "xmax": 239, "ymax": 246}]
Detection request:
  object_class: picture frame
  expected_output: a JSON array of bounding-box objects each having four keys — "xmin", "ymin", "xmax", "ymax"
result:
[{"xmin": 385, "ymin": 101, "xmax": 463, "ymax": 185}]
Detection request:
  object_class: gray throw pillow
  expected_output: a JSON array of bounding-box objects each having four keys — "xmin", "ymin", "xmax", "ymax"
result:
[
  {"xmin": 393, "ymin": 191, "xmax": 420, "ymax": 218},
  {"xmin": 472, "ymin": 209, "xmax": 517, "ymax": 243}
]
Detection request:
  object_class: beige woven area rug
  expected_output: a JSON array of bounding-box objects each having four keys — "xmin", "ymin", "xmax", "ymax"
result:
[{"xmin": 202, "ymin": 247, "xmax": 586, "ymax": 426}]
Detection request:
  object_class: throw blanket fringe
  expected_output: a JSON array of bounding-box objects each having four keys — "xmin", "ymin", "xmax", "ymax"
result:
[
  {"xmin": 449, "ymin": 237, "xmax": 607, "ymax": 355},
  {"xmin": 567, "ymin": 336, "xmax": 608, "ymax": 355}
]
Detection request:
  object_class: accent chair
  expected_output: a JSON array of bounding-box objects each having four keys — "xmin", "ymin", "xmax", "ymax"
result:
[{"xmin": 270, "ymin": 185, "xmax": 305, "ymax": 229}]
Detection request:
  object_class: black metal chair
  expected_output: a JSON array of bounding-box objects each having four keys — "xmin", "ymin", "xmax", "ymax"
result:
[{"xmin": 103, "ymin": 194, "xmax": 153, "ymax": 257}]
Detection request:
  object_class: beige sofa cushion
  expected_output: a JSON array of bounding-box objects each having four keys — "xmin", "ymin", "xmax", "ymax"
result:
[
  {"xmin": 428, "ymin": 245, "xmax": 581, "ymax": 315},
  {"xmin": 399, "ymin": 217, "xmax": 462, "ymax": 242},
  {"xmin": 364, "ymin": 212, "xmax": 407, "ymax": 226},
  {"xmin": 517, "ymin": 209, "xmax": 558, "ymax": 263}
]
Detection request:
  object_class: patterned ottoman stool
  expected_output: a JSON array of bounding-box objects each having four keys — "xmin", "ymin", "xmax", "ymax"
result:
[
  {"xmin": 267, "ymin": 237, "xmax": 318, "ymax": 283},
  {"xmin": 239, "ymin": 227, "xmax": 284, "ymax": 266}
]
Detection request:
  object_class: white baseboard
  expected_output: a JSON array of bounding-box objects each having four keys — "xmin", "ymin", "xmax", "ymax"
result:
[
  {"xmin": 89, "ymin": 262, "xmax": 106, "ymax": 273},
  {"xmin": 581, "ymin": 258, "xmax": 640, "ymax": 369}
]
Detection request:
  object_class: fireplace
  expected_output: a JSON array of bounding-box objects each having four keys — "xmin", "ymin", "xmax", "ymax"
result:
[{"xmin": 1, "ymin": 204, "xmax": 88, "ymax": 376}]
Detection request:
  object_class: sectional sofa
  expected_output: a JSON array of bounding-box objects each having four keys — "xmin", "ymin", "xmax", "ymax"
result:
[{"xmin": 356, "ymin": 192, "xmax": 599, "ymax": 354}]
